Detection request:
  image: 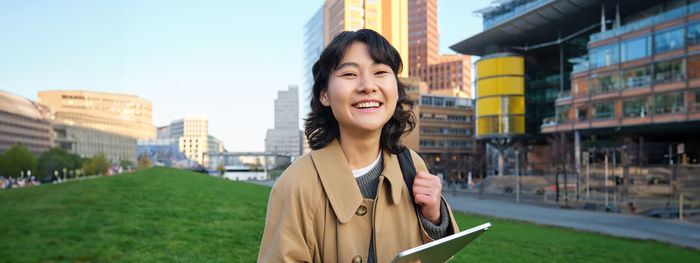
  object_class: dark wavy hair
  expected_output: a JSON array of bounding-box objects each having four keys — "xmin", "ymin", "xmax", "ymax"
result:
[{"xmin": 304, "ymin": 29, "xmax": 415, "ymax": 154}]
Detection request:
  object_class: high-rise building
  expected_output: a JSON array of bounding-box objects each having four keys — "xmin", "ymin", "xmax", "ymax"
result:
[
  {"xmin": 303, "ymin": 6, "xmax": 325, "ymax": 128},
  {"xmin": 408, "ymin": 0, "xmax": 472, "ymax": 97},
  {"xmin": 265, "ymin": 86, "xmax": 303, "ymax": 158},
  {"xmin": 0, "ymin": 90, "xmax": 53, "ymax": 156},
  {"xmin": 169, "ymin": 117, "xmax": 208, "ymax": 165},
  {"xmin": 323, "ymin": 0, "xmax": 409, "ymax": 77},
  {"xmin": 37, "ymin": 90, "xmax": 156, "ymax": 139}
]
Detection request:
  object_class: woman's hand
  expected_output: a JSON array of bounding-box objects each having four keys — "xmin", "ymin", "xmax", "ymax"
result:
[{"xmin": 412, "ymin": 171, "xmax": 442, "ymax": 224}]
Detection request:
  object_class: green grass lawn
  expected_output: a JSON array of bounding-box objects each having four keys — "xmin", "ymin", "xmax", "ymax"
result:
[{"xmin": 1, "ymin": 167, "xmax": 698, "ymax": 262}]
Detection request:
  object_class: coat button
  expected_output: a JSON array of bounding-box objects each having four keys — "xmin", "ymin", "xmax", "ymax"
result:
[
  {"xmin": 356, "ymin": 205, "xmax": 367, "ymax": 216},
  {"xmin": 351, "ymin": 255, "xmax": 362, "ymax": 263}
]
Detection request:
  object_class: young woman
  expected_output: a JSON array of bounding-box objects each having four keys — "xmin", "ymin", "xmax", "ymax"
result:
[{"xmin": 258, "ymin": 29, "xmax": 458, "ymax": 263}]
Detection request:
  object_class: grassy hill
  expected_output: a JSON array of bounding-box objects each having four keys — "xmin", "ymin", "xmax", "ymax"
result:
[{"xmin": 0, "ymin": 167, "xmax": 698, "ymax": 262}]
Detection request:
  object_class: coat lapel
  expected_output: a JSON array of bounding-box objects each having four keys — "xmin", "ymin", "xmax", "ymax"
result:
[
  {"xmin": 381, "ymin": 150, "xmax": 405, "ymax": 206},
  {"xmin": 310, "ymin": 140, "xmax": 363, "ymax": 224}
]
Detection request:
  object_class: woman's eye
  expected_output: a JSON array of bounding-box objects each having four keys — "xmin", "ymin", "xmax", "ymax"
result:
[
  {"xmin": 341, "ymin": 72, "xmax": 356, "ymax": 77},
  {"xmin": 375, "ymin": 71, "xmax": 389, "ymax": 75}
]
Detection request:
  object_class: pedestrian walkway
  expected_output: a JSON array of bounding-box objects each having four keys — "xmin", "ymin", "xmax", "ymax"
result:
[{"xmin": 444, "ymin": 191, "xmax": 700, "ymax": 250}]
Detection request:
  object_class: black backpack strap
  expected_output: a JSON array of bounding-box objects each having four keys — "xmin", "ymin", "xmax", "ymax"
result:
[{"xmin": 397, "ymin": 148, "xmax": 417, "ymax": 204}]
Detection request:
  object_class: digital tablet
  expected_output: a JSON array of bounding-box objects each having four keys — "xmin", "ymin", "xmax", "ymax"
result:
[{"xmin": 391, "ymin": 222, "xmax": 491, "ymax": 263}]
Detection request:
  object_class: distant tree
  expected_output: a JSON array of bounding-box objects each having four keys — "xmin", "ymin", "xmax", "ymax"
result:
[
  {"xmin": 216, "ymin": 164, "xmax": 225, "ymax": 176},
  {"xmin": 547, "ymin": 133, "xmax": 572, "ymax": 204},
  {"xmin": 83, "ymin": 152, "xmax": 110, "ymax": 176},
  {"xmin": 38, "ymin": 147, "xmax": 81, "ymax": 180},
  {"xmin": 0, "ymin": 143, "xmax": 38, "ymax": 178},
  {"xmin": 138, "ymin": 154, "xmax": 152, "ymax": 169}
]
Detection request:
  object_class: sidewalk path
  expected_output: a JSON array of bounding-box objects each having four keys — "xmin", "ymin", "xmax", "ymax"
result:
[{"xmin": 443, "ymin": 191, "xmax": 700, "ymax": 250}]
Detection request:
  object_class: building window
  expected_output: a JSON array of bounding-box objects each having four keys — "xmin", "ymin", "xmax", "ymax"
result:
[
  {"xmin": 576, "ymin": 106, "xmax": 588, "ymax": 122},
  {"xmin": 590, "ymin": 72, "xmax": 621, "ymax": 94},
  {"xmin": 689, "ymin": 56, "xmax": 700, "ymax": 79},
  {"xmin": 655, "ymin": 27, "xmax": 684, "ymax": 53},
  {"xmin": 654, "ymin": 92, "xmax": 685, "ymax": 115},
  {"xmin": 654, "ymin": 59, "xmax": 685, "ymax": 84},
  {"xmin": 592, "ymin": 102, "xmax": 615, "ymax": 120},
  {"xmin": 623, "ymin": 97, "xmax": 648, "ymax": 118},
  {"xmin": 572, "ymin": 76, "xmax": 588, "ymax": 96},
  {"xmin": 556, "ymin": 105, "xmax": 570, "ymax": 123},
  {"xmin": 688, "ymin": 22, "xmax": 700, "ymax": 46},
  {"xmin": 622, "ymin": 65, "xmax": 651, "ymax": 89},
  {"xmin": 621, "ymin": 35, "xmax": 651, "ymax": 62},
  {"xmin": 589, "ymin": 43, "xmax": 619, "ymax": 69},
  {"xmin": 694, "ymin": 90, "xmax": 700, "ymax": 111}
]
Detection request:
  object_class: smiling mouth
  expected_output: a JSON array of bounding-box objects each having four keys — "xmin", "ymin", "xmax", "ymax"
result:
[{"xmin": 354, "ymin": 101, "xmax": 382, "ymax": 109}]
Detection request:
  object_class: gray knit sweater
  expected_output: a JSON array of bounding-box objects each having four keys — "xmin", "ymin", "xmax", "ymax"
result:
[{"xmin": 354, "ymin": 154, "xmax": 450, "ymax": 263}]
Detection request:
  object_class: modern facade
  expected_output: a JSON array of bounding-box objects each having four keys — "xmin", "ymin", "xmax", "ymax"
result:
[
  {"xmin": 37, "ymin": 90, "xmax": 156, "ymax": 139},
  {"xmin": 265, "ymin": 86, "xmax": 303, "ymax": 158},
  {"xmin": 303, "ymin": 6, "xmax": 325, "ymax": 128},
  {"xmin": 53, "ymin": 124, "xmax": 137, "ymax": 165},
  {"xmin": 452, "ymin": 0, "xmax": 700, "ymax": 180},
  {"xmin": 323, "ymin": 0, "xmax": 409, "ymax": 77},
  {"xmin": 168, "ymin": 117, "xmax": 208, "ymax": 165},
  {"xmin": 408, "ymin": 0, "xmax": 472, "ymax": 97},
  {"xmin": 403, "ymin": 78, "xmax": 478, "ymax": 178},
  {"xmin": 0, "ymin": 90, "xmax": 53, "ymax": 156},
  {"xmin": 137, "ymin": 138, "xmax": 194, "ymax": 168},
  {"xmin": 543, "ymin": 1, "xmax": 700, "ymax": 152}
]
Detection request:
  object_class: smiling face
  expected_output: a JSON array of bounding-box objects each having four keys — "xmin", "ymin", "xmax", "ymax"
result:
[{"xmin": 320, "ymin": 41, "xmax": 399, "ymax": 136}]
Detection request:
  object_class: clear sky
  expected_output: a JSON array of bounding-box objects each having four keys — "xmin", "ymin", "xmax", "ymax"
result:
[{"xmin": 0, "ymin": 0, "xmax": 490, "ymax": 152}]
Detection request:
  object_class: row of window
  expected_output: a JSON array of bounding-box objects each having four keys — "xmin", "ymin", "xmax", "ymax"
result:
[
  {"xmin": 556, "ymin": 90, "xmax": 700, "ymax": 122},
  {"xmin": 420, "ymin": 95, "xmax": 474, "ymax": 108},
  {"xmin": 419, "ymin": 113, "xmax": 474, "ymax": 122},
  {"xmin": 573, "ymin": 56, "xmax": 700, "ymax": 96},
  {"xmin": 589, "ymin": 21, "xmax": 700, "ymax": 69},
  {"xmin": 420, "ymin": 127, "xmax": 473, "ymax": 136},
  {"xmin": 419, "ymin": 140, "xmax": 474, "ymax": 149}
]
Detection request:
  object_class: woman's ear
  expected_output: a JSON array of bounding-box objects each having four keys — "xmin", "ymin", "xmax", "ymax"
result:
[{"xmin": 320, "ymin": 90, "xmax": 330, "ymax": 107}]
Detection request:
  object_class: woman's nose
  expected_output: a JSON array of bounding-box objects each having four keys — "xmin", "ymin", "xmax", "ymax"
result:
[{"xmin": 357, "ymin": 75, "xmax": 378, "ymax": 93}]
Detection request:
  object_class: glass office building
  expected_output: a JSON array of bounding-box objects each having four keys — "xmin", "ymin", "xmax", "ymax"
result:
[{"xmin": 452, "ymin": 0, "xmax": 700, "ymax": 172}]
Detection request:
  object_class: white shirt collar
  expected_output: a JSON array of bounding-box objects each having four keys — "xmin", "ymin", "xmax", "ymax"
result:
[{"xmin": 351, "ymin": 150, "xmax": 382, "ymax": 178}]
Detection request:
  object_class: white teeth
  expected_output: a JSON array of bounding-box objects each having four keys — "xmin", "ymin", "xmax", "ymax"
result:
[{"xmin": 356, "ymin": 102, "xmax": 380, "ymax": 109}]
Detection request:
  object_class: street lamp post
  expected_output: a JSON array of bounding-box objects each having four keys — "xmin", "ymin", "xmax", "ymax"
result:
[
  {"xmin": 605, "ymin": 151, "xmax": 609, "ymax": 208},
  {"xmin": 515, "ymin": 149, "xmax": 520, "ymax": 203}
]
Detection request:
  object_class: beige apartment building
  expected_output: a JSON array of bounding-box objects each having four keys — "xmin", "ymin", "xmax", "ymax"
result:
[
  {"xmin": 37, "ymin": 90, "xmax": 156, "ymax": 139},
  {"xmin": 324, "ymin": 0, "xmax": 409, "ymax": 77},
  {"xmin": 169, "ymin": 117, "xmax": 208, "ymax": 165},
  {"xmin": 403, "ymin": 78, "xmax": 476, "ymax": 178},
  {"xmin": 0, "ymin": 90, "xmax": 53, "ymax": 156}
]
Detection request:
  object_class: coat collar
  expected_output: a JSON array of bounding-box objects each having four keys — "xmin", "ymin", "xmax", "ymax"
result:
[{"xmin": 310, "ymin": 139, "xmax": 404, "ymax": 224}]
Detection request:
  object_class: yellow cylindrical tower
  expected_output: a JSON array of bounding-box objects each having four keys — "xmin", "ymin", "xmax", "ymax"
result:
[{"xmin": 475, "ymin": 53, "xmax": 525, "ymax": 138}]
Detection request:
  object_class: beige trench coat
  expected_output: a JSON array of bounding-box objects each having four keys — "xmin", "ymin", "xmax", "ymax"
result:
[{"xmin": 258, "ymin": 139, "xmax": 459, "ymax": 262}]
